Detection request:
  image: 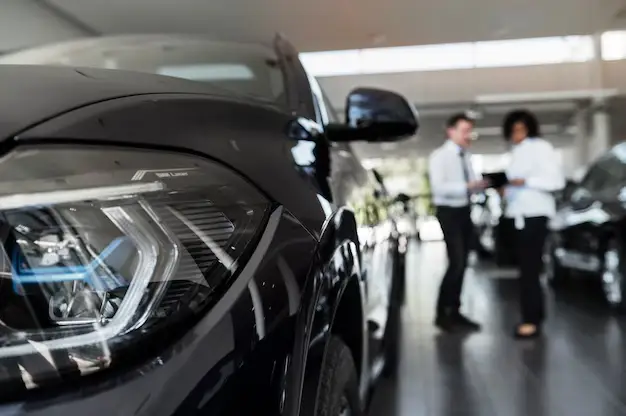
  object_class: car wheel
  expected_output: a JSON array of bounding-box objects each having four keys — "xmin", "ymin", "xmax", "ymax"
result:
[
  {"xmin": 544, "ymin": 234, "xmax": 568, "ymax": 288},
  {"xmin": 314, "ymin": 337, "xmax": 362, "ymax": 416},
  {"xmin": 601, "ymin": 239, "xmax": 626, "ymax": 311}
]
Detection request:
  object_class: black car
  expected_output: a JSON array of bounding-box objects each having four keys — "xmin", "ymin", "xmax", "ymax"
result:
[
  {"xmin": 0, "ymin": 35, "xmax": 418, "ymax": 415},
  {"xmin": 548, "ymin": 142, "xmax": 626, "ymax": 309}
]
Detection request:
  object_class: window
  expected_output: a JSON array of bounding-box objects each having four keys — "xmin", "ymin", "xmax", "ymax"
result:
[
  {"xmin": 321, "ymin": 90, "xmax": 339, "ymax": 123},
  {"xmin": 580, "ymin": 163, "xmax": 606, "ymax": 192},
  {"xmin": 307, "ymin": 74, "xmax": 330, "ymax": 125},
  {"xmin": 581, "ymin": 156, "xmax": 626, "ymax": 192},
  {"xmin": 605, "ymin": 158, "xmax": 626, "ymax": 186}
]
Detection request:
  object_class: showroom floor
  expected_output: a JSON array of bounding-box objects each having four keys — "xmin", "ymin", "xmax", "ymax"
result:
[{"xmin": 369, "ymin": 240, "xmax": 626, "ymax": 416}]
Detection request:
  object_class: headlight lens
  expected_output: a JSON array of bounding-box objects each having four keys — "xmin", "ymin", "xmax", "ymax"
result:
[{"xmin": 0, "ymin": 146, "xmax": 270, "ymax": 393}]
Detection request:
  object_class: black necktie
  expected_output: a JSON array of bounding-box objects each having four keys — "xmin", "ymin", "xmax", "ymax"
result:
[
  {"xmin": 460, "ymin": 150, "xmax": 471, "ymax": 201},
  {"xmin": 459, "ymin": 150, "xmax": 470, "ymax": 182}
]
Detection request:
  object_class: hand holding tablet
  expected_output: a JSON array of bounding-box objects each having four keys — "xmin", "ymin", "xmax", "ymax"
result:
[{"xmin": 481, "ymin": 171, "xmax": 509, "ymax": 188}]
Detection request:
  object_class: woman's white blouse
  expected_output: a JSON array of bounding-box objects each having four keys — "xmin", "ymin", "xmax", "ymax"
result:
[{"xmin": 504, "ymin": 138, "xmax": 565, "ymax": 228}]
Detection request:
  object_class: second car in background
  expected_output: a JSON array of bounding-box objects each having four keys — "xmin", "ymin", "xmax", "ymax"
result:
[{"xmin": 548, "ymin": 142, "xmax": 626, "ymax": 310}]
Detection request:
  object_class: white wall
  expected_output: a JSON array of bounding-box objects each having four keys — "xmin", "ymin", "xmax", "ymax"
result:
[{"xmin": 0, "ymin": 0, "xmax": 84, "ymax": 52}]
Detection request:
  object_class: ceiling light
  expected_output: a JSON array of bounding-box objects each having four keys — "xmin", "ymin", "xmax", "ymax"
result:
[{"xmin": 466, "ymin": 109, "xmax": 483, "ymax": 119}]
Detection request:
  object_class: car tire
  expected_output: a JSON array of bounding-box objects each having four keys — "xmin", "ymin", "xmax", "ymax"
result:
[
  {"xmin": 314, "ymin": 337, "xmax": 362, "ymax": 416},
  {"xmin": 544, "ymin": 234, "xmax": 569, "ymax": 289},
  {"xmin": 601, "ymin": 239, "xmax": 626, "ymax": 311}
]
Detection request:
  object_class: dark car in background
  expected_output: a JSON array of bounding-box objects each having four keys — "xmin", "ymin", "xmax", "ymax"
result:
[
  {"xmin": 548, "ymin": 142, "xmax": 626, "ymax": 309},
  {"xmin": 0, "ymin": 35, "xmax": 418, "ymax": 415}
]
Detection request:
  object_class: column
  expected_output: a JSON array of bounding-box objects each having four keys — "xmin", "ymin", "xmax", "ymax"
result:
[
  {"xmin": 591, "ymin": 32, "xmax": 604, "ymax": 88},
  {"xmin": 587, "ymin": 33, "xmax": 611, "ymax": 163},
  {"xmin": 590, "ymin": 100, "xmax": 611, "ymax": 162},
  {"xmin": 573, "ymin": 106, "xmax": 588, "ymax": 168}
]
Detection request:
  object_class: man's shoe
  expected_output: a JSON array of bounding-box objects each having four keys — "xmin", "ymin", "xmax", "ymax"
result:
[
  {"xmin": 453, "ymin": 313, "xmax": 481, "ymax": 331},
  {"xmin": 434, "ymin": 315, "xmax": 457, "ymax": 332}
]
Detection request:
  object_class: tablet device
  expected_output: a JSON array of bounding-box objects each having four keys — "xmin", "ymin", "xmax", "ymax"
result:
[{"xmin": 482, "ymin": 171, "xmax": 508, "ymax": 188}]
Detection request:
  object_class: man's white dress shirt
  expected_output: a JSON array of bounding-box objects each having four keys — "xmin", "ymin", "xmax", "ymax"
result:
[
  {"xmin": 504, "ymin": 138, "xmax": 565, "ymax": 228},
  {"xmin": 428, "ymin": 140, "xmax": 477, "ymax": 207}
]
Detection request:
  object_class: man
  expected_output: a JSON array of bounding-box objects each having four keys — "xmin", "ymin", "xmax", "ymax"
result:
[{"xmin": 428, "ymin": 113, "xmax": 488, "ymax": 332}]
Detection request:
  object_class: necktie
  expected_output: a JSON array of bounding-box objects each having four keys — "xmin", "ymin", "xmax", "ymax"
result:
[
  {"xmin": 459, "ymin": 150, "xmax": 470, "ymax": 182},
  {"xmin": 460, "ymin": 150, "xmax": 471, "ymax": 201}
]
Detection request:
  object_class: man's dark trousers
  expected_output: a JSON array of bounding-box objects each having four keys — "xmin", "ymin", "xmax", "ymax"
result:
[{"xmin": 436, "ymin": 205, "xmax": 473, "ymax": 318}]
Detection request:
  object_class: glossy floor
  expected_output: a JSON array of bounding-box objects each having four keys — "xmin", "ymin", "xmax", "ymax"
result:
[{"xmin": 369, "ymin": 240, "xmax": 626, "ymax": 416}]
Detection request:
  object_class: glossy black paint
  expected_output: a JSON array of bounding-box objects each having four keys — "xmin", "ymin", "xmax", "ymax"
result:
[{"xmin": 0, "ymin": 41, "xmax": 409, "ymax": 416}]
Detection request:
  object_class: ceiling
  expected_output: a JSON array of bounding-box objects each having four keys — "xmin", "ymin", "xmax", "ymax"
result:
[{"xmin": 47, "ymin": 0, "xmax": 626, "ymax": 52}]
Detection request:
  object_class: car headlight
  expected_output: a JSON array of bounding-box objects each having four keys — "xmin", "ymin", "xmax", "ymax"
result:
[{"xmin": 0, "ymin": 145, "xmax": 270, "ymax": 394}]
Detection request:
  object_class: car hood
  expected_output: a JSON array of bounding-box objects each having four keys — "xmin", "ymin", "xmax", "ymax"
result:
[{"xmin": 0, "ymin": 65, "xmax": 279, "ymax": 141}]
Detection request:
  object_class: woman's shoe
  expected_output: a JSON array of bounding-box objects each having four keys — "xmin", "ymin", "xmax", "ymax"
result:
[{"xmin": 514, "ymin": 323, "xmax": 541, "ymax": 339}]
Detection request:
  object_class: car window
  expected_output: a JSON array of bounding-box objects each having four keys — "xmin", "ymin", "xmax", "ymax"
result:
[
  {"xmin": 581, "ymin": 163, "xmax": 608, "ymax": 191},
  {"xmin": 0, "ymin": 36, "xmax": 287, "ymax": 107},
  {"xmin": 321, "ymin": 90, "xmax": 339, "ymax": 123},
  {"xmin": 581, "ymin": 155, "xmax": 626, "ymax": 191},
  {"xmin": 306, "ymin": 73, "xmax": 330, "ymax": 125}
]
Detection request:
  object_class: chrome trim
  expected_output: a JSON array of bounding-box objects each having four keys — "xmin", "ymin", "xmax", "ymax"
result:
[{"xmin": 554, "ymin": 248, "xmax": 601, "ymax": 272}]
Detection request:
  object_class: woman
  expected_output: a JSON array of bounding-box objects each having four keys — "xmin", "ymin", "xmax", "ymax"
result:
[{"xmin": 502, "ymin": 110, "xmax": 565, "ymax": 339}]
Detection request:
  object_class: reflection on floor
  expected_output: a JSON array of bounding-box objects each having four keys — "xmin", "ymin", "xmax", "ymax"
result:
[{"xmin": 369, "ymin": 240, "xmax": 626, "ymax": 416}]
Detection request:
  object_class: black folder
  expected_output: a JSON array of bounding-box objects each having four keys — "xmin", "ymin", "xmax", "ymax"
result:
[{"xmin": 482, "ymin": 171, "xmax": 508, "ymax": 188}]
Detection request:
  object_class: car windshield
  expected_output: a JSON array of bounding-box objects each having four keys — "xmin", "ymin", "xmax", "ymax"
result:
[{"xmin": 0, "ymin": 35, "xmax": 287, "ymax": 107}]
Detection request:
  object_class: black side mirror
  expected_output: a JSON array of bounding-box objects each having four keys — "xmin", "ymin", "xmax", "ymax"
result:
[{"xmin": 326, "ymin": 87, "xmax": 419, "ymax": 143}]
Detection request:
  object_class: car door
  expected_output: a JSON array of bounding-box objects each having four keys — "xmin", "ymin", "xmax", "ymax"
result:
[{"xmin": 311, "ymin": 80, "xmax": 397, "ymax": 364}]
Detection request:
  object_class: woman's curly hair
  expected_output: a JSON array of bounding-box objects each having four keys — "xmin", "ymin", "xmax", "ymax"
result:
[{"xmin": 502, "ymin": 109, "xmax": 540, "ymax": 140}]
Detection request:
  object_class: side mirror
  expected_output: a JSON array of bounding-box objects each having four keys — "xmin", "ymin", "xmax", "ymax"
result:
[{"xmin": 326, "ymin": 87, "xmax": 419, "ymax": 143}]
